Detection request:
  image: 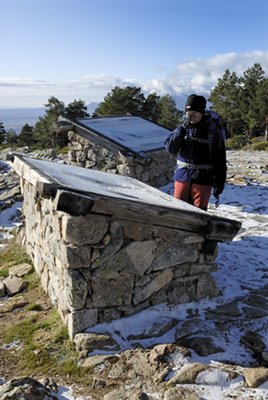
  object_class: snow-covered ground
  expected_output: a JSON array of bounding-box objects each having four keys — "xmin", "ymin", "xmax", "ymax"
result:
[{"xmin": 1, "ymin": 159, "xmax": 268, "ymax": 399}]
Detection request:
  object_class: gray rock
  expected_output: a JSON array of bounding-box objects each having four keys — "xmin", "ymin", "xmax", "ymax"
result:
[
  {"xmin": 92, "ymin": 375, "xmax": 108, "ymax": 388},
  {"xmin": 103, "ymin": 388, "xmax": 150, "ymax": 400},
  {"xmin": 149, "ymin": 343, "xmax": 191, "ymax": 366},
  {"xmin": 78, "ymin": 354, "xmax": 120, "ymax": 368},
  {"xmin": 0, "ymin": 376, "xmax": 58, "ymax": 399},
  {"xmin": 175, "ymin": 318, "xmax": 210, "ymax": 341},
  {"xmin": 240, "ymin": 330, "xmax": 266, "ymax": 354},
  {"xmin": 167, "ymin": 362, "xmax": 207, "ymax": 385},
  {"xmin": 3, "ymin": 275, "xmax": 27, "ymax": 296},
  {"xmin": 74, "ymin": 332, "xmax": 119, "ymax": 355},
  {"xmin": 164, "ymin": 387, "xmax": 200, "ymax": 400},
  {"xmin": 127, "ymin": 317, "xmax": 179, "ymax": 340},
  {"xmin": 177, "ymin": 336, "xmax": 224, "ymax": 356},
  {"xmin": 213, "ymin": 301, "xmax": 241, "ymax": 317},
  {"xmin": 9, "ymin": 263, "xmax": 33, "ymax": 277},
  {"xmin": 0, "ymin": 280, "xmax": 6, "ymax": 297},
  {"xmin": 132, "ymin": 391, "xmax": 150, "ymax": 400},
  {"xmin": 244, "ymin": 294, "xmax": 268, "ymax": 311},
  {"xmin": 243, "ymin": 367, "xmax": 268, "ymax": 388}
]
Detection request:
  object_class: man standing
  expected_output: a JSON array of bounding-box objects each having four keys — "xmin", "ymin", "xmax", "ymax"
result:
[{"xmin": 165, "ymin": 94, "xmax": 226, "ymax": 210}]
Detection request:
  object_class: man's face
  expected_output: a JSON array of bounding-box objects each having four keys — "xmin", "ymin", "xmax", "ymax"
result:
[{"xmin": 186, "ymin": 111, "xmax": 202, "ymax": 125}]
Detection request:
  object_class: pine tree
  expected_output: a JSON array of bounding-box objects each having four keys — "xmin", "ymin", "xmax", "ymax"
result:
[
  {"xmin": 95, "ymin": 86, "xmax": 146, "ymax": 116},
  {"xmin": 209, "ymin": 69, "xmax": 243, "ymax": 137},
  {"xmin": 141, "ymin": 92, "xmax": 160, "ymax": 122},
  {"xmin": 18, "ymin": 124, "xmax": 35, "ymax": 146},
  {"xmin": 156, "ymin": 94, "xmax": 181, "ymax": 130},
  {"xmin": 255, "ymin": 77, "xmax": 268, "ymax": 137},
  {"xmin": 33, "ymin": 97, "xmax": 65, "ymax": 148},
  {"xmin": 239, "ymin": 63, "xmax": 266, "ymax": 137},
  {"xmin": 0, "ymin": 122, "xmax": 6, "ymax": 144},
  {"xmin": 5, "ymin": 129, "xmax": 18, "ymax": 145},
  {"xmin": 64, "ymin": 99, "xmax": 89, "ymax": 119}
]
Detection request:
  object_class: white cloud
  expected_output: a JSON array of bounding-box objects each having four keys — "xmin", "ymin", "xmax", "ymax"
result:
[
  {"xmin": 0, "ymin": 75, "xmax": 140, "ymax": 108},
  {"xmin": 0, "ymin": 51, "xmax": 268, "ymax": 108},
  {"xmin": 143, "ymin": 51, "xmax": 268, "ymax": 97}
]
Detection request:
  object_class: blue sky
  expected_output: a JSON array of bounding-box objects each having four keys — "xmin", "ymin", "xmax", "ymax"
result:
[{"xmin": 1, "ymin": 0, "xmax": 268, "ymax": 108}]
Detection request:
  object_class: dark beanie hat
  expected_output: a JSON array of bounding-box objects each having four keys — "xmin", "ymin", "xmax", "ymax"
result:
[{"xmin": 185, "ymin": 94, "xmax": 206, "ymax": 113}]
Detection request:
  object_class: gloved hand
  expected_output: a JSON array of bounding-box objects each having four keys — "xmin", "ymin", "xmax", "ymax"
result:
[
  {"xmin": 213, "ymin": 184, "xmax": 224, "ymax": 197},
  {"xmin": 182, "ymin": 116, "xmax": 192, "ymax": 129}
]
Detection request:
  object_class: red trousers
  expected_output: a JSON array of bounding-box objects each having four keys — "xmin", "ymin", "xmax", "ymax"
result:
[{"xmin": 174, "ymin": 181, "xmax": 212, "ymax": 210}]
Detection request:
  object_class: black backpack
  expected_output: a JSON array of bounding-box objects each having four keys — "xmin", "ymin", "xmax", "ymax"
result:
[{"xmin": 205, "ymin": 109, "xmax": 227, "ymax": 141}]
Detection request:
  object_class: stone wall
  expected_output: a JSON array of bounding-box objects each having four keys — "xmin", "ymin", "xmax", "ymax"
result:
[
  {"xmin": 67, "ymin": 130, "xmax": 176, "ymax": 188},
  {"xmin": 21, "ymin": 178, "xmax": 219, "ymax": 339}
]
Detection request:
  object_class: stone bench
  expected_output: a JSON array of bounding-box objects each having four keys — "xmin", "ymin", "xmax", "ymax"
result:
[{"xmin": 10, "ymin": 154, "xmax": 241, "ymax": 339}]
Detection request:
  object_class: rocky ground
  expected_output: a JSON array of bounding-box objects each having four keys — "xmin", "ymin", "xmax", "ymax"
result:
[{"xmin": 0, "ymin": 148, "xmax": 268, "ymax": 399}]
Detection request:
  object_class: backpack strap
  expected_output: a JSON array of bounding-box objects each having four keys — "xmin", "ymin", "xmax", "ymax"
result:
[{"xmin": 186, "ymin": 121, "xmax": 216, "ymax": 157}]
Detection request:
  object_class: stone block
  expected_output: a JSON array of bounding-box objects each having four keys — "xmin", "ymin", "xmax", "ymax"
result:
[
  {"xmin": 196, "ymin": 273, "xmax": 219, "ymax": 300},
  {"xmin": 152, "ymin": 276, "xmax": 196, "ymax": 306},
  {"xmin": 125, "ymin": 240, "xmax": 156, "ymax": 275},
  {"xmin": 68, "ymin": 308, "xmax": 98, "ymax": 339},
  {"xmin": 133, "ymin": 269, "xmax": 173, "ymax": 305},
  {"xmin": 64, "ymin": 270, "xmax": 88, "ymax": 310},
  {"xmin": 60, "ymin": 244, "xmax": 92, "ymax": 269},
  {"xmin": 91, "ymin": 249, "xmax": 135, "ymax": 307},
  {"xmin": 152, "ymin": 240, "xmax": 199, "ymax": 271},
  {"xmin": 62, "ymin": 214, "xmax": 109, "ymax": 245}
]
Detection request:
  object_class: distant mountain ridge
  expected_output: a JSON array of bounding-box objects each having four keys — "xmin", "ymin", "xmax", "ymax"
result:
[
  {"xmin": 0, "ymin": 103, "xmax": 99, "ymax": 133},
  {"xmin": 0, "ymin": 107, "xmax": 45, "ymax": 133},
  {"xmin": 0, "ymin": 97, "xmax": 190, "ymax": 133}
]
